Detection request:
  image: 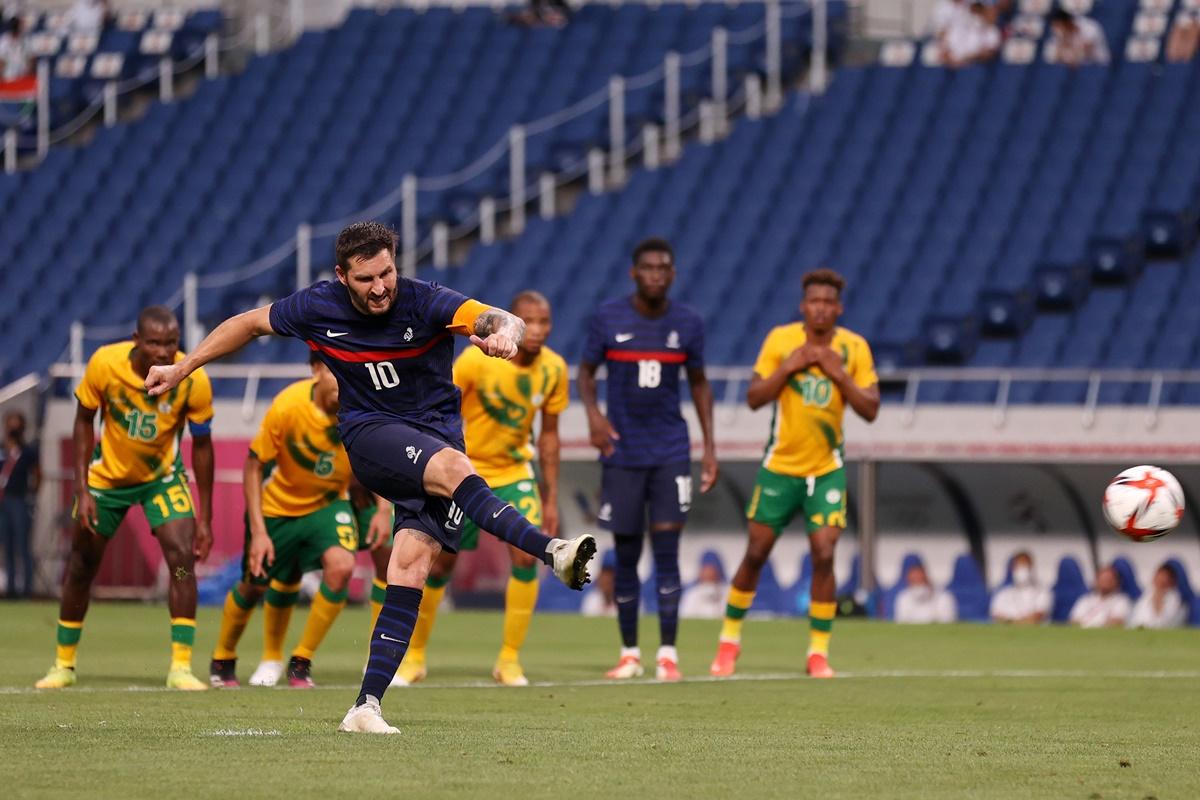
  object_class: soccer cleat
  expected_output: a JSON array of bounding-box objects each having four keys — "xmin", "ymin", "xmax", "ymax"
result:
[
  {"xmin": 248, "ymin": 659, "xmax": 283, "ymax": 687},
  {"xmin": 389, "ymin": 671, "xmax": 410, "ymax": 688},
  {"xmin": 35, "ymin": 665, "xmax": 77, "ymax": 689},
  {"xmin": 656, "ymin": 657, "xmax": 682, "ymax": 682},
  {"xmin": 806, "ymin": 653, "xmax": 835, "ymax": 679},
  {"xmin": 547, "ymin": 534, "xmax": 597, "ymax": 590},
  {"xmin": 338, "ymin": 696, "xmax": 400, "ymax": 734},
  {"xmin": 286, "ymin": 656, "xmax": 315, "ymax": 688},
  {"xmin": 492, "ymin": 659, "xmax": 529, "ymax": 687},
  {"xmin": 395, "ymin": 655, "xmax": 426, "ymax": 685},
  {"xmin": 209, "ymin": 658, "xmax": 240, "ymax": 688},
  {"xmin": 166, "ymin": 667, "xmax": 208, "ymax": 691},
  {"xmin": 605, "ymin": 654, "xmax": 645, "ymax": 680},
  {"xmin": 709, "ymin": 640, "xmax": 740, "ymax": 678}
]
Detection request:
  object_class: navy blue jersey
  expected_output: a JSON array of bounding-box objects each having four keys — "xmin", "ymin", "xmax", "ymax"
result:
[
  {"xmin": 269, "ymin": 279, "xmax": 474, "ymax": 444},
  {"xmin": 581, "ymin": 296, "xmax": 705, "ymax": 467}
]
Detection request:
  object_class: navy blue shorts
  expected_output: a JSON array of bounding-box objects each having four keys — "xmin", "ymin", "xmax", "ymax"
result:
[
  {"xmin": 344, "ymin": 420, "xmax": 465, "ymax": 553},
  {"xmin": 598, "ymin": 462, "xmax": 693, "ymax": 535}
]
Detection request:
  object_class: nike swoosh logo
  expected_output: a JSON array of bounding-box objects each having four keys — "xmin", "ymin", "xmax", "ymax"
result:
[
  {"xmin": 615, "ymin": 333, "xmax": 634, "ymax": 343},
  {"xmin": 379, "ymin": 634, "xmax": 407, "ymax": 644},
  {"xmin": 492, "ymin": 507, "xmax": 506, "ymax": 519},
  {"xmin": 327, "ymin": 329, "xmax": 349, "ymax": 338}
]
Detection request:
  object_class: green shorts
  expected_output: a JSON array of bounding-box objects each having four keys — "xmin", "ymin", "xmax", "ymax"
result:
[
  {"xmin": 746, "ymin": 466, "xmax": 847, "ymax": 535},
  {"xmin": 355, "ymin": 504, "xmax": 395, "ymax": 551},
  {"xmin": 244, "ymin": 500, "xmax": 357, "ymax": 586},
  {"xmin": 76, "ymin": 471, "xmax": 195, "ymax": 538},
  {"xmin": 460, "ymin": 479, "xmax": 541, "ymax": 551}
]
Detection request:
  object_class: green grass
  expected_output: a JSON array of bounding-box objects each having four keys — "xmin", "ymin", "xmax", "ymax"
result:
[{"xmin": 2, "ymin": 601, "xmax": 1198, "ymax": 800}]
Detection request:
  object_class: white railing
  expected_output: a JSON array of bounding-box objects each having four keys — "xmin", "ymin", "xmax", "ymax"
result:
[{"xmin": 55, "ymin": 1, "xmax": 825, "ymax": 356}]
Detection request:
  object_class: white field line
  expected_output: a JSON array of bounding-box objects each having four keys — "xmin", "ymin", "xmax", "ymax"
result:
[{"xmin": 3, "ymin": 669, "xmax": 1200, "ymax": 696}]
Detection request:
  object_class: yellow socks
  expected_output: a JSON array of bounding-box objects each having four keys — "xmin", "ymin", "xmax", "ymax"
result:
[
  {"xmin": 368, "ymin": 577, "xmax": 387, "ymax": 634},
  {"xmin": 498, "ymin": 566, "xmax": 539, "ymax": 663},
  {"xmin": 55, "ymin": 619, "xmax": 83, "ymax": 669},
  {"xmin": 170, "ymin": 618, "xmax": 197, "ymax": 670},
  {"xmin": 262, "ymin": 579, "xmax": 300, "ymax": 661},
  {"xmin": 213, "ymin": 587, "xmax": 255, "ymax": 660},
  {"xmin": 292, "ymin": 583, "xmax": 348, "ymax": 661},
  {"xmin": 720, "ymin": 587, "xmax": 756, "ymax": 642},
  {"xmin": 808, "ymin": 600, "xmax": 836, "ymax": 657},
  {"xmin": 406, "ymin": 576, "xmax": 449, "ymax": 661}
]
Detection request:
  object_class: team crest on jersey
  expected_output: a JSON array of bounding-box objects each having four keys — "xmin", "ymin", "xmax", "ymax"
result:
[
  {"xmin": 666, "ymin": 330, "xmax": 680, "ymax": 349},
  {"xmin": 406, "ymin": 445, "xmax": 422, "ymax": 463},
  {"xmin": 532, "ymin": 393, "xmax": 544, "ymax": 406},
  {"xmin": 157, "ymin": 401, "xmax": 171, "ymax": 414},
  {"xmin": 404, "ymin": 327, "xmax": 414, "ymax": 342}
]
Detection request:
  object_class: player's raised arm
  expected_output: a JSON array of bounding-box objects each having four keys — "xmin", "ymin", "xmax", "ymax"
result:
[
  {"xmin": 813, "ymin": 346, "xmax": 880, "ymax": 423},
  {"xmin": 468, "ymin": 307, "xmax": 525, "ymax": 360},
  {"xmin": 746, "ymin": 331, "xmax": 816, "ymax": 410},
  {"xmin": 145, "ymin": 305, "xmax": 275, "ymax": 396}
]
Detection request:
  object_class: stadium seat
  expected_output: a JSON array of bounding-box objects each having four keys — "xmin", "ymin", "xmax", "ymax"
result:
[
  {"xmin": 1164, "ymin": 558, "xmax": 1200, "ymax": 626},
  {"xmin": 1110, "ymin": 557, "xmax": 1142, "ymax": 602},
  {"xmin": 750, "ymin": 560, "xmax": 786, "ymax": 615},
  {"xmin": 1050, "ymin": 556, "xmax": 1088, "ymax": 623},
  {"xmin": 946, "ymin": 553, "xmax": 989, "ymax": 622}
]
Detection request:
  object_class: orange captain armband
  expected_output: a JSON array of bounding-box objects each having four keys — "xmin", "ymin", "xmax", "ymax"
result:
[{"xmin": 448, "ymin": 299, "xmax": 492, "ymax": 335}]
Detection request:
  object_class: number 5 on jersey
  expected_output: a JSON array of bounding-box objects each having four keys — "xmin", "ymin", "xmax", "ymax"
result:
[{"xmin": 365, "ymin": 361, "xmax": 400, "ymax": 390}]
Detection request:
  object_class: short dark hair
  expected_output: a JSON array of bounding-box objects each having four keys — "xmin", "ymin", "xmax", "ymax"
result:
[
  {"xmin": 632, "ymin": 237, "xmax": 674, "ymax": 265},
  {"xmin": 1048, "ymin": 8, "xmax": 1073, "ymax": 25},
  {"xmin": 510, "ymin": 289, "xmax": 550, "ymax": 312},
  {"xmin": 335, "ymin": 221, "xmax": 396, "ymax": 270},
  {"xmin": 136, "ymin": 305, "xmax": 178, "ymax": 334},
  {"xmin": 308, "ymin": 349, "xmax": 322, "ymax": 366},
  {"xmin": 802, "ymin": 268, "xmax": 846, "ymax": 297}
]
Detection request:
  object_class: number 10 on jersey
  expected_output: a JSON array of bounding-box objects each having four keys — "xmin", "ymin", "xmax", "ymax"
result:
[{"xmin": 365, "ymin": 361, "xmax": 400, "ymax": 390}]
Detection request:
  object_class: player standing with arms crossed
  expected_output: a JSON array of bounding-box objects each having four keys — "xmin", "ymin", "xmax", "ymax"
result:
[
  {"xmin": 579, "ymin": 238, "xmax": 718, "ymax": 681},
  {"xmin": 710, "ymin": 269, "xmax": 879, "ymax": 679},
  {"xmin": 36, "ymin": 306, "xmax": 214, "ymax": 691},
  {"xmin": 146, "ymin": 222, "xmax": 595, "ymax": 733},
  {"xmin": 397, "ymin": 290, "xmax": 568, "ymax": 686}
]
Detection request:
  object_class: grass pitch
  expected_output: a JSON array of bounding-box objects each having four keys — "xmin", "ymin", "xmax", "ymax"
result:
[{"xmin": 2, "ymin": 601, "xmax": 1198, "ymax": 800}]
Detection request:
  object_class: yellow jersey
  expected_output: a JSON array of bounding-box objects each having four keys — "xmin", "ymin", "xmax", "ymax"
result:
[
  {"xmin": 75, "ymin": 342, "xmax": 214, "ymax": 490},
  {"xmin": 249, "ymin": 379, "xmax": 351, "ymax": 519},
  {"xmin": 753, "ymin": 324, "xmax": 877, "ymax": 478},
  {"xmin": 454, "ymin": 345, "xmax": 569, "ymax": 486}
]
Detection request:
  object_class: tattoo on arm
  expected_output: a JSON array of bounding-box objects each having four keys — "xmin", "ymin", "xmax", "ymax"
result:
[{"xmin": 474, "ymin": 309, "xmax": 525, "ymax": 346}]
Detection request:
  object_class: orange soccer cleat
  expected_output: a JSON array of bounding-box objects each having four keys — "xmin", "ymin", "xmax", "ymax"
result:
[
  {"xmin": 806, "ymin": 653, "xmax": 835, "ymax": 679},
  {"xmin": 709, "ymin": 640, "xmax": 740, "ymax": 678}
]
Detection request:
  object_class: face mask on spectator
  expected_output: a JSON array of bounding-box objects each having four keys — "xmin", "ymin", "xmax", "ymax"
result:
[{"xmin": 1012, "ymin": 565, "xmax": 1033, "ymax": 586}]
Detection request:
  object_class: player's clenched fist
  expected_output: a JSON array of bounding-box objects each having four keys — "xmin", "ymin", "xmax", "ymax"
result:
[
  {"xmin": 469, "ymin": 333, "xmax": 518, "ymax": 360},
  {"xmin": 145, "ymin": 363, "xmax": 185, "ymax": 396}
]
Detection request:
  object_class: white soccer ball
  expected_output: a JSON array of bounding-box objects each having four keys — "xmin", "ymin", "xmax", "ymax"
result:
[{"xmin": 1102, "ymin": 465, "xmax": 1185, "ymax": 542}]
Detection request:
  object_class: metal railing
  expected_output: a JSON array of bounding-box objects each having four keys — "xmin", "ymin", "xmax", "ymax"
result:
[{"xmin": 57, "ymin": 0, "xmax": 826, "ymax": 358}]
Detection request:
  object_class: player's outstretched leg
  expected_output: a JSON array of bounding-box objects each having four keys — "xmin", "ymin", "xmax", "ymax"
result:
[
  {"xmin": 425, "ymin": 451, "xmax": 595, "ymax": 589},
  {"xmin": 210, "ymin": 583, "xmax": 262, "ymax": 688},
  {"xmin": 249, "ymin": 578, "xmax": 300, "ymax": 687},
  {"xmin": 36, "ymin": 523, "xmax": 107, "ymax": 689},
  {"xmin": 339, "ymin": 529, "xmax": 437, "ymax": 734},
  {"xmin": 806, "ymin": 527, "xmax": 840, "ymax": 679},
  {"xmin": 605, "ymin": 533, "xmax": 645, "ymax": 679},
  {"xmin": 156, "ymin": 520, "xmax": 207, "ymax": 691},
  {"xmin": 711, "ymin": 522, "xmax": 778, "ymax": 678},
  {"xmin": 650, "ymin": 527, "xmax": 682, "ymax": 682}
]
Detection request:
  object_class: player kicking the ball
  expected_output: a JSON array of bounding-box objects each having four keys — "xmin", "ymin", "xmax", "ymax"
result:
[
  {"xmin": 146, "ymin": 222, "xmax": 595, "ymax": 733},
  {"xmin": 397, "ymin": 290, "xmax": 568, "ymax": 687},
  {"xmin": 710, "ymin": 269, "xmax": 878, "ymax": 679}
]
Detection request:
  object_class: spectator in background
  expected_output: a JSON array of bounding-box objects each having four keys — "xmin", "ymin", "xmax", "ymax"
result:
[
  {"xmin": 1166, "ymin": 11, "xmax": 1200, "ymax": 64},
  {"xmin": 1128, "ymin": 563, "xmax": 1188, "ymax": 629},
  {"xmin": 1048, "ymin": 7, "xmax": 1110, "ymax": 66},
  {"xmin": 940, "ymin": 2, "xmax": 1002, "ymax": 68},
  {"xmin": 0, "ymin": 16, "xmax": 30, "ymax": 82},
  {"xmin": 991, "ymin": 551, "xmax": 1052, "ymax": 624},
  {"xmin": 64, "ymin": 0, "xmax": 108, "ymax": 35},
  {"xmin": 894, "ymin": 562, "xmax": 957, "ymax": 624},
  {"xmin": 0, "ymin": 411, "xmax": 39, "ymax": 598},
  {"xmin": 930, "ymin": 0, "xmax": 968, "ymax": 42},
  {"xmin": 679, "ymin": 551, "xmax": 728, "ymax": 620},
  {"xmin": 1068, "ymin": 565, "xmax": 1131, "ymax": 628},
  {"xmin": 581, "ymin": 549, "xmax": 617, "ymax": 617}
]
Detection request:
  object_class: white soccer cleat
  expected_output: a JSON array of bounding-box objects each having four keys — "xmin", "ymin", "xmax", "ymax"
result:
[
  {"xmin": 547, "ymin": 534, "xmax": 597, "ymax": 590},
  {"xmin": 337, "ymin": 696, "xmax": 400, "ymax": 734},
  {"xmin": 248, "ymin": 660, "xmax": 283, "ymax": 687},
  {"xmin": 389, "ymin": 671, "xmax": 410, "ymax": 688}
]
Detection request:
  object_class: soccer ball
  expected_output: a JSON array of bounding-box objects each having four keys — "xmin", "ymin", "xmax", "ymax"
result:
[{"xmin": 1102, "ymin": 465, "xmax": 1185, "ymax": 542}]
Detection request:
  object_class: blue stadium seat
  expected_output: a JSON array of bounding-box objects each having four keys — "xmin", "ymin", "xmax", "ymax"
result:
[
  {"xmin": 946, "ymin": 553, "xmax": 989, "ymax": 622},
  {"xmin": 1050, "ymin": 556, "xmax": 1088, "ymax": 623}
]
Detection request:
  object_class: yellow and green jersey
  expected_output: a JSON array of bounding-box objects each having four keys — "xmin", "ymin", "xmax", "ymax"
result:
[
  {"xmin": 753, "ymin": 324, "xmax": 877, "ymax": 478},
  {"xmin": 75, "ymin": 341, "xmax": 213, "ymax": 490},
  {"xmin": 454, "ymin": 345, "xmax": 569, "ymax": 486},
  {"xmin": 250, "ymin": 379, "xmax": 350, "ymax": 518}
]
